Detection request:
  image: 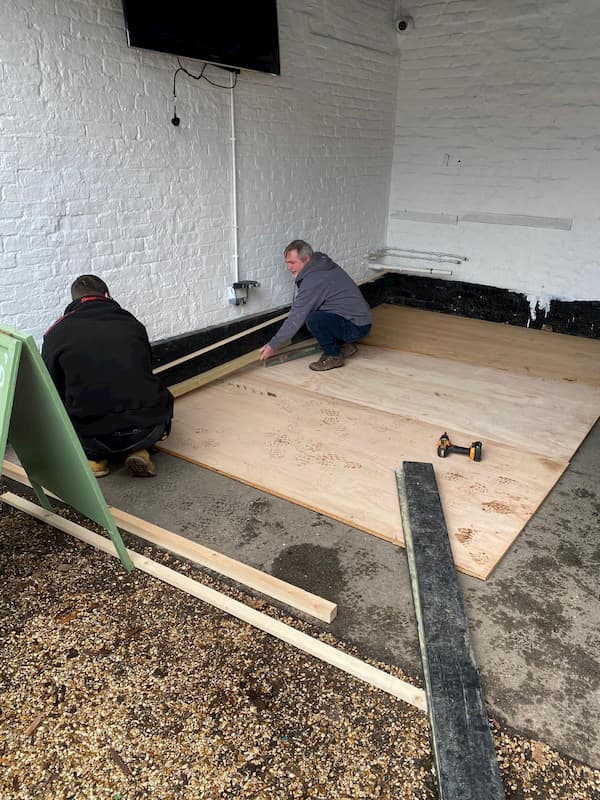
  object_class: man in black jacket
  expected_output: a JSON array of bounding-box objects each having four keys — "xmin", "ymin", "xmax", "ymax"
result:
[{"xmin": 42, "ymin": 275, "xmax": 174, "ymax": 478}]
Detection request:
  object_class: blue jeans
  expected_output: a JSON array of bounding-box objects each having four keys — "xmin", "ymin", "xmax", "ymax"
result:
[{"xmin": 306, "ymin": 311, "xmax": 372, "ymax": 357}]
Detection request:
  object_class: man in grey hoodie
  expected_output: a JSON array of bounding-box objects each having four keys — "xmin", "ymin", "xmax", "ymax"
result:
[{"xmin": 259, "ymin": 240, "xmax": 373, "ymax": 371}]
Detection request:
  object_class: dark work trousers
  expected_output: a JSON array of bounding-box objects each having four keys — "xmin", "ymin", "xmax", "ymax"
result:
[
  {"xmin": 79, "ymin": 420, "xmax": 171, "ymax": 461},
  {"xmin": 306, "ymin": 310, "xmax": 372, "ymax": 357}
]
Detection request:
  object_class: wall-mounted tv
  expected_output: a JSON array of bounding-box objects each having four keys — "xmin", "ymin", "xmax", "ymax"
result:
[{"xmin": 121, "ymin": 1, "xmax": 280, "ymax": 76}]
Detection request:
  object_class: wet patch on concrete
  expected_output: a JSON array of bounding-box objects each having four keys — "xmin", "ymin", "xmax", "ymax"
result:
[
  {"xmin": 346, "ymin": 547, "xmax": 385, "ymax": 579},
  {"xmin": 485, "ymin": 670, "xmax": 559, "ymax": 713},
  {"xmin": 556, "ymin": 542, "xmax": 583, "ymax": 568},
  {"xmin": 310, "ymin": 514, "xmax": 334, "ymax": 529},
  {"xmin": 248, "ymin": 497, "xmax": 272, "ymax": 514},
  {"xmin": 558, "ymin": 643, "xmax": 600, "ymax": 693},
  {"xmin": 573, "ymin": 486, "xmax": 596, "ymax": 499},
  {"xmin": 238, "ymin": 498, "xmax": 277, "ymax": 544},
  {"xmin": 240, "ymin": 517, "xmax": 264, "ymax": 544},
  {"xmin": 554, "ymin": 515, "xmax": 574, "ymax": 533},
  {"xmin": 271, "ymin": 544, "xmax": 348, "ymax": 602},
  {"xmin": 477, "ymin": 579, "xmax": 570, "ymax": 637},
  {"xmin": 522, "ymin": 553, "xmax": 560, "ymax": 574},
  {"xmin": 341, "ymin": 603, "xmax": 421, "ymax": 670}
]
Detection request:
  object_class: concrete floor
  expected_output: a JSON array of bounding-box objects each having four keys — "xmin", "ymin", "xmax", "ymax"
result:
[{"xmin": 87, "ymin": 419, "xmax": 599, "ymax": 768}]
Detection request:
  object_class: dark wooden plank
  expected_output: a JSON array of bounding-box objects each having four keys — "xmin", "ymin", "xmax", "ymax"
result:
[{"xmin": 396, "ymin": 461, "xmax": 505, "ymax": 800}]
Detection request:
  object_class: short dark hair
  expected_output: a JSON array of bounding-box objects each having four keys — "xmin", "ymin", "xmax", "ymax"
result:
[
  {"xmin": 284, "ymin": 240, "xmax": 313, "ymax": 260},
  {"xmin": 70, "ymin": 275, "xmax": 109, "ymax": 301}
]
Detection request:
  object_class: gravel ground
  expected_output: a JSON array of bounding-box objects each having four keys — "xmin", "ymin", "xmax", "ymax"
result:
[{"xmin": 1, "ymin": 491, "xmax": 599, "ymax": 800}]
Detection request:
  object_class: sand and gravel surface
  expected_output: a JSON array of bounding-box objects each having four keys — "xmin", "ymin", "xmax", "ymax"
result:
[{"xmin": 1, "ymin": 494, "xmax": 599, "ymax": 800}]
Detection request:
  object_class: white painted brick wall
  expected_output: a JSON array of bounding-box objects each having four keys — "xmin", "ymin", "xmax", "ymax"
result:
[
  {"xmin": 1, "ymin": 0, "xmax": 397, "ymax": 343},
  {"xmin": 387, "ymin": 0, "xmax": 600, "ymax": 307}
]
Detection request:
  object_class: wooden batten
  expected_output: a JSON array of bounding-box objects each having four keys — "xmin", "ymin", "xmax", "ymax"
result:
[
  {"xmin": 1, "ymin": 491, "xmax": 426, "ymax": 712},
  {"xmin": 1, "ymin": 459, "xmax": 337, "ymax": 624}
]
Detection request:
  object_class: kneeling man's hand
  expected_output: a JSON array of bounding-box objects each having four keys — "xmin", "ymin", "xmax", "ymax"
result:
[{"xmin": 259, "ymin": 344, "xmax": 275, "ymax": 361}]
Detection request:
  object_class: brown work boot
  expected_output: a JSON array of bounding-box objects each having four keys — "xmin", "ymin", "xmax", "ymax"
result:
[
  {"xmin": 88, "ymin": 459, "xmax": 109, "ymax": 478},
  {"xmin": 340, "ymin": 342, "xmax": 358, "ymax": 359},
  {"xmin": 125, "ymin": 449, "xmax": 157, "ymax": 477},
  {"xmin": 309, "ymin": 354, "xmax": 345, "ymax": 371}
]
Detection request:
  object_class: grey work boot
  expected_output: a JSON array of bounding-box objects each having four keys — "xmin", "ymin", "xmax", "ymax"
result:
[
  {"xmin": 309, "ymin": 354, "xmax": 345, "ymax": 371},
  {"xmin": 340, "ymin": 342, "xmax": 358, "ymax": 359}
]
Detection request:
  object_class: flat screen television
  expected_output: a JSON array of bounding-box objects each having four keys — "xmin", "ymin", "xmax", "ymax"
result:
[{"xmin": 121, "ymin": 2, "xmax": 280, "ymax": 76}]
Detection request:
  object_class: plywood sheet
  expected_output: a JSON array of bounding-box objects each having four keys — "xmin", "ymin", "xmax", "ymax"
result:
[
  {"xmin": 368, "ymin": 305, "xmax": 600, "ymax": 386},
  {"xmin": 254, "ymin": 348, "xmax": 600, "ymax": 462},
  {"xmin": 162, "ymin": 377, "xmax": 567, "ymax": 579},
  {"xmin": 162, "ymin": 305, "xmax": 599, "ymax": 580}
]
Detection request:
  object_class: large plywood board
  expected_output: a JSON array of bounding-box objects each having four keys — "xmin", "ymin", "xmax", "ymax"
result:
[
  {"xmin": 162, "ymin": 306, "xmax": 600, "ymax": 579},
  {"xmin": 253, "ymin": 348, "xmax": 600, "ymax": 462},
  {"xmin": 162, "ymin": 377, "xmax": 567, "ymax": 579},
  {"xmin": 368, "ymin": 305, "xmax": 600, "ymax": 386}
]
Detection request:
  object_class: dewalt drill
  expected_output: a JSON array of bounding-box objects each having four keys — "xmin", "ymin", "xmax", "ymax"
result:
[{"xmin": 436, "ymin": 432, "xmax": 483, "ymax": 462}]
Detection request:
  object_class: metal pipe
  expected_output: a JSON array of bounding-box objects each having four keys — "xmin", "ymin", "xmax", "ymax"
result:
[
  {"xmin": 369, "ymin": 252, "xmax": 463, "ymax": 265},
  {"xmin": 367, "ymin": 262, "xmax": 454, "ymax": 277},
  {"xmin": 385, "ymin": 246, "xmax": 467, "ymax": 262}
]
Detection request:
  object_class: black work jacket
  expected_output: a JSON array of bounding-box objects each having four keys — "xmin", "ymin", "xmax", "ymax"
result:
[{"xmin": 42, "ymin": 296, "xmax": 174, "ymax": 437}]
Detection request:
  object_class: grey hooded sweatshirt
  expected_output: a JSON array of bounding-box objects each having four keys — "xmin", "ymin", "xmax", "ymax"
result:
[{"xmin": 267, "ymin": 252, "xmax": 372, "ymax": 352}]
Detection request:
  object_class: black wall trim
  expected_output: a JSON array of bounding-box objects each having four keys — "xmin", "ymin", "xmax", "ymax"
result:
[
  {"xmin": 152, "ymin": 308, "xmax": 289, "ymax": 387},
  {"xmin": 382, "ymin": 274, "xmax": 600, "ymax": 338},
  {"xmin": 152, "ymin": 274, "xmax": 599, "ymax": 386}
]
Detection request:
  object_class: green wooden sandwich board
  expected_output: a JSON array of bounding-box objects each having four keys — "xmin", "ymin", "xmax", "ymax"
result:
[{"xmin": 0, "ymin": 324, "xmax": 133, "ymax": 571}]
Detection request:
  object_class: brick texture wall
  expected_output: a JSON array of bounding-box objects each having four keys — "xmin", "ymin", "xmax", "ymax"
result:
[
  {"xmin": 1, "ymin": 0, "xmax": 397, "ymax": 342},
  {"xmin": 387, "ymin": 0, "xmax": 600, "ymax": 309}
]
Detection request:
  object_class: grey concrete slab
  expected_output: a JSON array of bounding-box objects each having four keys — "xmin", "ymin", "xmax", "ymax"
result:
[{"xmin": 94, "ymin": 419, "xmax": 600, "ymax": 768}]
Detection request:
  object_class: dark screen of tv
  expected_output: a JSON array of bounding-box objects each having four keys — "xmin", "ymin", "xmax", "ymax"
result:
[{"xmin": 122, "ymin": 1, "xmax": 280, "ymax": 76}]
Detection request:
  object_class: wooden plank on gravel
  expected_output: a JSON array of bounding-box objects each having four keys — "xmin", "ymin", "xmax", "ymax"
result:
[
  {"xmin": 396, "ymin": 462, "xmax": 505, "ymax": 800},
  {"xmin": 110, "ymin": 506, "xmax": 337, "ymax": 623},
  {"xmin": 0, "ymin": 492, "xmax": 427, "ymax": 712},
  {"xmin": 1, "ymin": 459, "xmax": 336, "ymax": 624}
]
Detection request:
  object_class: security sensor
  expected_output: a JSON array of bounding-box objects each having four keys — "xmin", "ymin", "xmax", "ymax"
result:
[{"xmin": 395, "ymin": 15, "xmax": 414, "ymax": 32}]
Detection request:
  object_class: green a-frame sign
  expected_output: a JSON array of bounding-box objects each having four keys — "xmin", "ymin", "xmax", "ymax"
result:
[{"xmin": 0, "ymin": 324, "xmax": 133, "ymax": 571}]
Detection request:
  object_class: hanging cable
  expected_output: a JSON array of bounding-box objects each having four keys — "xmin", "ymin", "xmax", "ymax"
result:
[
  {"xmin": 170, "ymin": 58, "xmax": 243, "ymax": 299},
  {"xmin": 171, "ymin": 58, "xmax": 239, "ymax": 125}
]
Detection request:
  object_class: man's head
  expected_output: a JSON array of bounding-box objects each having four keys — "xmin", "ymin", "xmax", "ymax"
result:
[
  {"xmin": 70, "ymin": 275, "xmax": 110, "ymax": 301},
  {"xmin": 284, "ymin": 240, "xmax": 313, "ymax": 277}
]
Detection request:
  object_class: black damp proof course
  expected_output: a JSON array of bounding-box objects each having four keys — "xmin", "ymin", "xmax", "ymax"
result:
[
  {"xmin": 383, "ymin": 273, "xmax": 600, "ymax": 337},
  {"xmin": 151, "ymin": 307, "xmax": 288, "ymax": 387}
]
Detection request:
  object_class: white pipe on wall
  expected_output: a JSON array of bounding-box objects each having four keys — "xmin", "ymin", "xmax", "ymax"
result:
[
  {"xmin": 229, "ymin": 85, "xmax": 239, "ymax": 285},
  {"xmin": 368, "ymin": 262, "xmax": 454, "ymax": 277}
]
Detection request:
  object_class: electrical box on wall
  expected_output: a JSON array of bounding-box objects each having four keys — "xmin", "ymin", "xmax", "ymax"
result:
[{"xmin": 228, "ymin": 281, "xmax": 260, "ymax": 305}]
